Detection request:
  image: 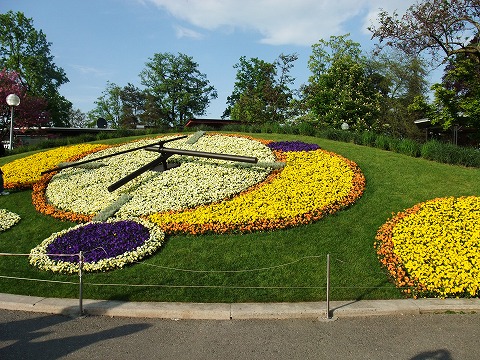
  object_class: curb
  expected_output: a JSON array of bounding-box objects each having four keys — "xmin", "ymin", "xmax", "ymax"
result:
[{"xmin": 1, "ymin": 293, "xmax": 479, "ymax": 320}]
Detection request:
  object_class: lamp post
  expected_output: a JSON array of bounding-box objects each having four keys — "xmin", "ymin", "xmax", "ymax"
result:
[{"xmin": 6, "ymin": 94, "xmax": 20, "ymax": 150}]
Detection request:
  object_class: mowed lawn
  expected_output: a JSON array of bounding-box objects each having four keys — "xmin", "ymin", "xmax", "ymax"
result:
[{"xmin": 1, "ymin": 132, "xmax": 479, "ymax": 303}]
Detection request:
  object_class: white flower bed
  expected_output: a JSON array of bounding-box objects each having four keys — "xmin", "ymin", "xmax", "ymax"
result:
[
  {"xmin": 0, "ymin": 209, "xmax": 21, "ymax": 231},
  {"xmin": 45, "ymin": 134, "xmax": 275, "ymax": 218}
]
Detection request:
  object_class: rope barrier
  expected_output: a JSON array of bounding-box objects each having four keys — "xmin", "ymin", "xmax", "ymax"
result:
[
  {"xmin": 134, "ymin": 255, "xmax": 325, "ymax": 273},
  {"xmin": 0, "ymin": 275, "xmax": 78, "ymax": 285}
]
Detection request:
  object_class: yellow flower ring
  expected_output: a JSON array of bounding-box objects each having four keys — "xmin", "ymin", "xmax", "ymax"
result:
[
  {"xmin": 148, "ymin": 136, "xmax": 366, "ymax": 234},
  {"xmin": 3, "ymin": 144, "xmax": 110, "ymax": 190},
  {"xmin": 29, "ymin": 133, "xmax": 365, "ymax": 234},
  {"xmin": 375, "ymin": 196, "xmax": 480, "ymax": 298}
]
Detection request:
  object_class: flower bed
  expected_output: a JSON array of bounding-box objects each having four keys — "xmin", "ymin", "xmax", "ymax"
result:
[
  {"xmin": 150, "ymin": 147, "xmax": 365, "ymax": 234},
  {"xmin": 25, "ymin": 134, "xmax": 365, "ymax": 234},
  {"xmin": 29, "ymin": 218, "xmax": 165, "ymax": 274},
  {"xmin": 1, "ymin": 133, "xmax": 367, "ymax": 273},
  {"xmin": 3, "ymin": 144, "xmax": 110, "ymax": 190},
  {"xmin": 36, "ymin": 134, "xmax": 275, "ymax": 218},
  {"xmin": 375, "ymin": 196, "xmax": 480, "ymax": 298},
  {"xmin": 0, "ymin": 209, "xmax": 21, "ymax": 231}
]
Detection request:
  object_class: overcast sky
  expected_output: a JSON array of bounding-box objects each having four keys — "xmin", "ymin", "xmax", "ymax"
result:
[{"xmin": 2, "ymin": 0, "xmax": 419, "ymax": 118}]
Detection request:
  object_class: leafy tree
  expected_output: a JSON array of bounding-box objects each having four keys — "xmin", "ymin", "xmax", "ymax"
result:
[
  {"xmin": 224, "ymin": 53, "xmax": 298, "ymax": 123},
  {"xmin": 368, "ymin": 50, "xmax": 429, "ymax": 138},
  {"xmin": 88, "ymin": 82, "xmax": 148, "ymax": 129},
  {"xmin": 306, "ymin": 35, "xmax": 382, "ymax": 131},
  {"xmin": 0, "ymin": 69, "xmax": 48, "ymax": 147},
  {"xmin": 410, "ymin": 49, "xmax": 480, "ymax": 138},
  {"xmin": 369, "ymin": 0, "xmax": 480, "ymax": 65},
  {"xmin": 0, "ymin": 11, "xmax": 71, "ymax": 126},
  {"xmin": 139, "ymin": 52, "xmax": 217, "ymax": 127},
  {"xmin": 68, "ymin": 108, "xmax": 88, "ymax": 128},
  {"xmin": 87, "ymin": 82, "xmax": 122, "ymax": 128},
  {"xmin": 119, "ymin": 83, "xmax": 145, "ymax": 129}
]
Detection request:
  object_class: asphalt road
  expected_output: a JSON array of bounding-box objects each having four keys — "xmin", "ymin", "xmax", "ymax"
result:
[{"xmin": 0, "ymin": 310, "xmax": 479, "ymax": 360}]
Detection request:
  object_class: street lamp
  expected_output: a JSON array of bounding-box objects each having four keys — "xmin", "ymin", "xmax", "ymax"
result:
[
  {"xmin": 6, "ymin": 94, "xmax": 20, "ymax": 150},
  {"xmin": 341, "ymin": 122, "xmax": 349, "ymax": 130}
]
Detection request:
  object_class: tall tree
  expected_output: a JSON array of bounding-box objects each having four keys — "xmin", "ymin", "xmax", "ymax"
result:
[
  {"xmin": 306, "ymin": 35, "xmax": 382, "ymax": 131},
  {"xmin": 67, "ymin": 108, "xmax": 88, "ymax": 128},
  {"xmin": 410, "ymin": 47, "xmax": 480, "ymax": 138},
  {"xmin": 139, "ymin": 52, "xmax": 217, "ymax": 127},
  {"xmin": 369, "ymin": 0, "xmax": 480, "ymax": 65},
  {"xmin": 119, "ymin": 83, "xmax": 145, "ymax": 129},
  {"xmin": 0, "ymin": 69, "xmax": 48, "ymax": 148},
  {"xmin": 224, "ymin": 53, "xmax": 298, "ymax": 123},
  {"xmin": 87, "ymin": 82, "xmax": 122, "ymax": 128},
  {"xmin": 0, "ymin": 11, "xmax": 71, "ymax": 126},
  {"xmin": 368, "ymin": 50, "xmax": 429, "ymax": 138}
]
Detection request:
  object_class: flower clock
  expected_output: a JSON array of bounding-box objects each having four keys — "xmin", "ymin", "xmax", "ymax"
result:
[
  {"xmin": 5, "ymin": 133, "xmax": 365, "ymax": 274},
  {"xmin": 375, "ymin": 196, "xmax": 480, "ymax": 298}
]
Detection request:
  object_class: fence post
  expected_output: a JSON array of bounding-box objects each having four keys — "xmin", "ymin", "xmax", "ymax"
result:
[
  {"xmin": 78, "ymin": 251, "xmax": 84, "ymax": 315},
  {"xmin": 326, "ymin": 253, "xmax": 331, "ymax": 319}
]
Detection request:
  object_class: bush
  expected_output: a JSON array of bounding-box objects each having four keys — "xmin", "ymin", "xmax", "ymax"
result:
[
  {"xmin": 421, "ymin": 140, "xmax": 451, "ymax": 163},
  {"xmin": 357, "ymin": 131, "xmax": 376, "ymax": 147},
  {"xmin": 374, "ymin": 134, "xmax": 391, "ymax": 151},
  {"xmin": 297, "ymin": 122, "xmax": 316, "ymax": 136},
  {"xmin": 397, "ymin": 138, "xmax": 421, "ymax": 157},
  {"xmin": 421, "ymin": 140, "xmax": 480, "ymax": 167}
]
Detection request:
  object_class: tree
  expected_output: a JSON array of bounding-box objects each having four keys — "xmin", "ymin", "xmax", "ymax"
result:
[
  {"xmin": 369, "ymin": 0, "xmax": 480, "ymax": 65},
  {"xmin": 0, "ymin": 11, "xmax": 71, "ymax": 126},
  {"xmin": 368, "ymin": 50, "xmax": 429, "ymax": 138},
  {"xmin": 306, "ymin": 35, "xmax": 382, "ymax": 131},
  {"xmin": 68, "ymin": 108, "xmax": 88, "ymax": 128},
  {"xmin": 139, "ymin": 52, "xmax": 217, "ymax": 127},
  {"xmin": 0, "ymin": 69, "xmax": 49, "ymax": 146},
  {"xmin": 410, "ymin": 48, "xmax": 480, "ymax": 139},
  {"xmin": 224, "ymin": 53, "xmax": 298, "ymax": 123},
  {"xmin": 119, "ymin": 83, "xmax": 145, "ymax": 129},
  {"xmin": 87, "ymin": 82, "xmax": 122, "ymax": 128}
]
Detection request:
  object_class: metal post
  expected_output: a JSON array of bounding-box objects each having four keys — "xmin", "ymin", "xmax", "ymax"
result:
[
  {"xmin": 79, "ymin": 251, "xmax": 84, "ymax": 315},
  {"xmin": 9, "ymin": 106, "xmax": 14, "ymax": 150},
  {"xmin": 326, "ymin": 253, "xmax": 331, "ymax": 319}
]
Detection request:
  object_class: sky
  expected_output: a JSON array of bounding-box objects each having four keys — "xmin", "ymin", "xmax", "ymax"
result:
[{"xmin": 2, "ymin": 0, "xmax": 420, "ymax": 119}]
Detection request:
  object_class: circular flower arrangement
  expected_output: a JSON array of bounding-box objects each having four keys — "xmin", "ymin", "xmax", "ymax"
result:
[
  {"xmin": 30, "ymin": 134, "xmax": 365, "ymax": 234},
  {"xmin": 40, "ymin": 134, "xmax": 275, "ymax": 218},
  {"xmin": 29, "ymin": 218, "xmax": 164, "ymax": 273},
  {"xmin": 375, "ymin": 196, "xmax": 480, "ymax": 298},
  {"xmin": 7, "ymin": 133, "xmax": 366, "ymax": 273},
  {"xmin": 0, "ymin": 209, "xmax": 21, "ymax": 231}
]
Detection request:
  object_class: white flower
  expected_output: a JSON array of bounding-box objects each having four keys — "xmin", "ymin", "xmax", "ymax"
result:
[
  {"xmin": 45, "ymin": 134, "xmax": 276, "ymax": 218},
  {"xmin": 29, "ymin": 218, "xmax": 165, "ymax": 274},
  {"xmin": 0, "ymin": 209, "xmax": 21, "ymax": 231}
]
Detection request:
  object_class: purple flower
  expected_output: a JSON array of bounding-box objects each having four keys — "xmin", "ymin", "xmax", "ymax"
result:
[
  {"xmin": 46, "ymin": 221, "xmax": 150, "ymax": 263},
  {"xmin": 267, "ymin": 141, "xmax": 320, "ymax": 152}
]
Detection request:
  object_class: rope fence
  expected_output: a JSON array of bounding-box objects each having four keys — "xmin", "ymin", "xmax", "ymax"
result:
[{"xmin": 0, "ymin": 252, "xmax": 397, "ymax": 318}]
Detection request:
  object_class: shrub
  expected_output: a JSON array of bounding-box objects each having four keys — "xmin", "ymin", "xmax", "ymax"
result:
[
  {"xmin": 357, "ymin": 131, "xmax": 376, "ymax": 147},
  {"xmin": 397, "ymin": 138, "xmax": 421, "ymax": 157},
  {"xmin": 374, "ymin": 134, "xmax": 391, "ymax": 151},
  {"xmin": 297, "ymin": 122, "xmax": 316, "ymax": 136},
  {"xmin": 421, "ymin": 140, "xmax": 451, "ymax": 164}
]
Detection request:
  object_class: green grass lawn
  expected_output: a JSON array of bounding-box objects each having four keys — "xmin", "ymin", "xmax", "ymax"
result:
[{"xmin": 1, "ymin": 132, "xmax": 479, "ymax": 303}]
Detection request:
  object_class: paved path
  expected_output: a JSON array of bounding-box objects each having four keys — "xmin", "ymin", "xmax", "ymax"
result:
[
  {"xmin": 1, "ymin": 294, "xmax": 480, "ymax": 359},
  {"xmin": 1, "ymin": 309, "xmax": 479, "ymax": 360},
  {"xmin": 1, "ymin": 293, "xmax": 480, "ymax": 319}
]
